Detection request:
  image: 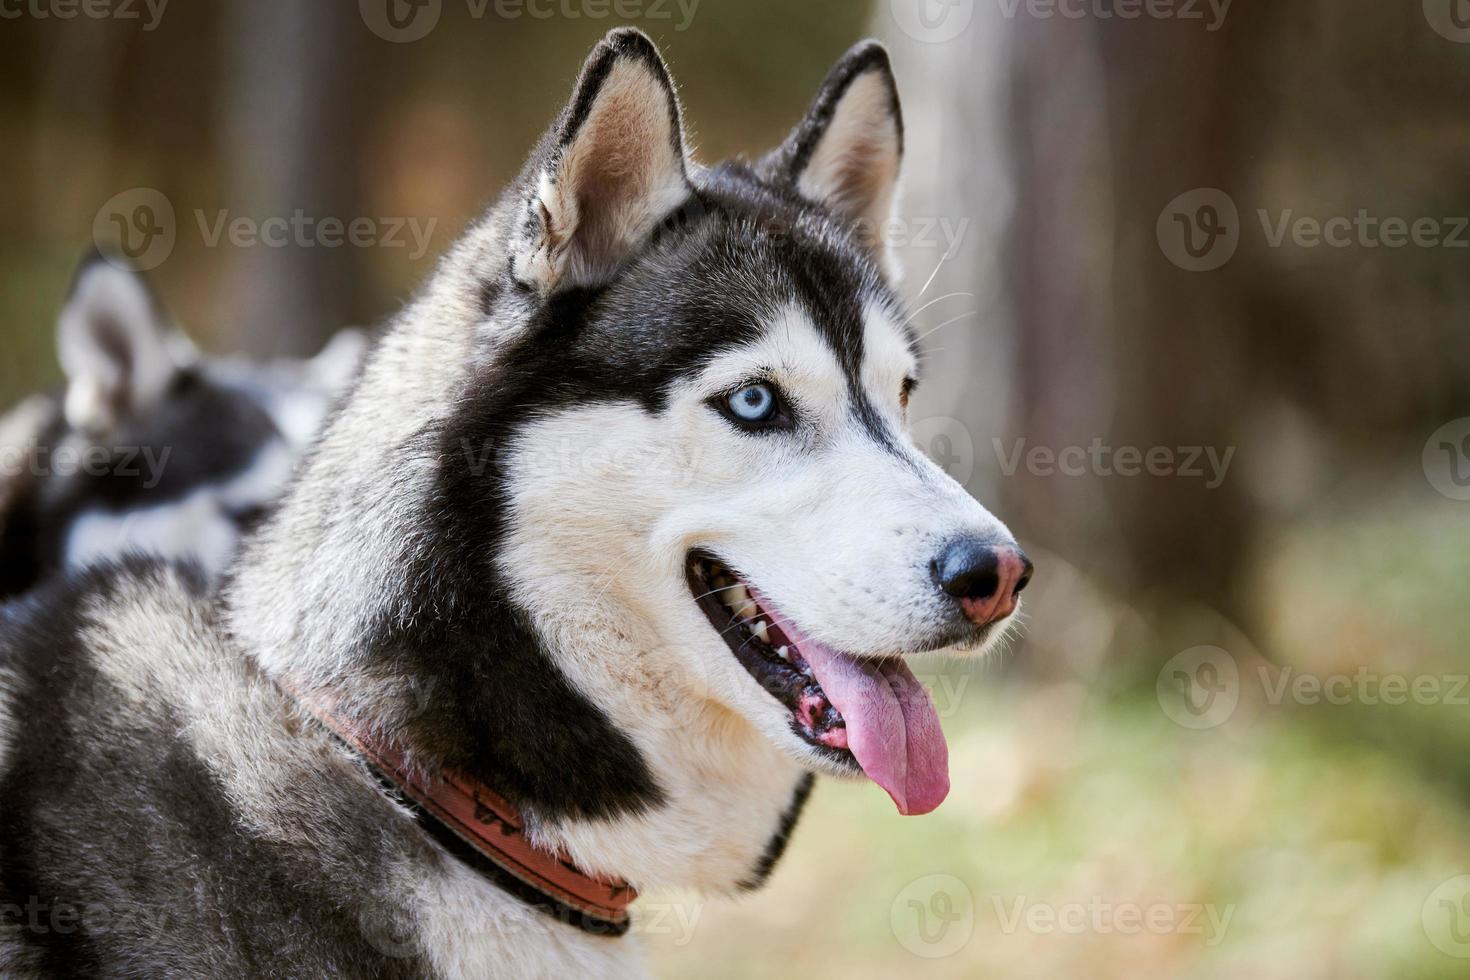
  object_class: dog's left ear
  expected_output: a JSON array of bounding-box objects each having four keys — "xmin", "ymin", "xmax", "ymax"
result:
[
  {"xmin": 765, "ymin": 41, "xmax": 904, "ymax": 258},
  {"xmin": 514, "ymin": 28, "xmax": 691, "ymax": 293},
  {"xmin": 57, "ymin": 253, "xmax": 194, "ymax": 436}
]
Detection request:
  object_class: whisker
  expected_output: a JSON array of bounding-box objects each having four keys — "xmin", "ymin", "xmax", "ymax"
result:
[
  {"xmin": 588, "ymin": 568, "xmax": 623, "ymax": 603},
  {"xmin": 900, "ymin": 291, "xmax": 974, "ymax": 331},
  {"xmin": 749, "ymin": 605, "xmax": 798, "ymax": 635},
  {"xmin": 690, "ymin": 583, "xmax": 744, "ymax": 604},
  {"xmin": 719, "ymin": 613, "xmax": 763, "ymax": 640},
  {"xmin": 914, "ymin": 311, "xmax": 977, "ymax": 344},
  {"xmin": 718, "ymin": 606, "xmax": 800, "ymax": 643},
  {"xmin": 714, "ymin": 614, "xmax": 770, "ymax": 643},
  {"xmin": 915, "ymin": 236, "xmax": 962, "ymax": 301},
  {"xmin": 729, "ymin": 607, "xmax": 804, "ymax": 657}
]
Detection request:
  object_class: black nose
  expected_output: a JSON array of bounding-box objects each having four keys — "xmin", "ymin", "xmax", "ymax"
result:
[{"xmin": 932, "ymin": 538, "xmax": 1034, "ymax": 625}]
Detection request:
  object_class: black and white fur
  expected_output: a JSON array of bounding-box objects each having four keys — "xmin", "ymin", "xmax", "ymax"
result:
[
  {"xmin": 0, "ymin": 254, "xmax": 363, "ymax": 598},
  {"xmin": 0, "ymin": 31, "xmax": 1023, "ymax": 978}
]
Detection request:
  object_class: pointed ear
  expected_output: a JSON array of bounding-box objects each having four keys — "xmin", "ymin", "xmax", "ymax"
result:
[
  {"xmin": 767, "ymin": 41, "xmax": 904, "ymax": 255},
  {"xmin": 512, "ymin": 28, "xmax": 692, "ymax": 294},
  {"xmin": 57, "ymin": 253, "xmax": 189, "ymax": 435}
]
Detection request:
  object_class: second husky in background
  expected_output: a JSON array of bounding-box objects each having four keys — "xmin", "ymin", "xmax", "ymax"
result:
[{"xmin": 0, "ymin": 253, "xmax": 364, "ymax": 597}]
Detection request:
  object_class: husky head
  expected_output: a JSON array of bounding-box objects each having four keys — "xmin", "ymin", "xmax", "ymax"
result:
[
  {"xmin": 0, "ymin": 254, "xmax": 364, "ymax": 596},
  {"xmin": 235, "ymin": 29, "xmax": 1031, "ymax": 886},
  {"xmin": 486, "ymin": 35, "xmax": 1035, "ymax": 817}
]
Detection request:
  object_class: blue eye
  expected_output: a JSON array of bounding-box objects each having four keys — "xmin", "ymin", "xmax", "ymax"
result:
[{"xmin": 727, "ymin": 383, "xmax": 777, "ymax": 424}]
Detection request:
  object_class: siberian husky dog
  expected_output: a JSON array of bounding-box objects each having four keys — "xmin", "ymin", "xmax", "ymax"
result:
[
  {"xmin": 0, "ymin": 30, "xmax": 1031, "ymax": 979},
  {"xmin": 0, "ymin": 253, "xmax": 364, "ymax": 597}
]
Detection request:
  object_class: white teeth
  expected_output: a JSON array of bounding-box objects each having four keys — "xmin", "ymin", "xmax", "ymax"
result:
[
  {"xmin": 776, "ymin": 645, "xmax": 791, "ymax": 661},
  {"xmin": 751, "ymin": 620, "xmax": 770, "ymax": 643},
  {"xmin": 719, "ymin": 581, "xmax": 753, "ymax": 616}
]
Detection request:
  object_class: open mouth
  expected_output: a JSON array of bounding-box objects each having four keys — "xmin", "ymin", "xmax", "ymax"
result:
[
  {"xmin": 687, "ymin": 553, "xmax": 852, "ymax": 756},
  {"xmin": 686, "ymin": 551, "xmax": 951, "ymax": 816}
]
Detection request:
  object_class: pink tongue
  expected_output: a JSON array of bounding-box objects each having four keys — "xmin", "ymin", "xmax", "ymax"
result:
[{"xmin": 784, "ymin": 624, "xmax": 950, "ymax": 816}]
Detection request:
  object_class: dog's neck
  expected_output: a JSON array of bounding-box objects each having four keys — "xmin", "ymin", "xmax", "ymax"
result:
[
  {"xmin": 508, "ymin": 598, "xmax": 813, "ymax": 893},
  {"xmin": 252, "ymin": 573, "xmax": 811, "ymax": 896},
  {"xmin": 229, "ymin": 271, "xmax": 812, "ymax": 897}
]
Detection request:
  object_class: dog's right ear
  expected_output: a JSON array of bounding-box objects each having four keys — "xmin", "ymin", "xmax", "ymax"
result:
[
  {"xmin": 57, "ymin": 253, "xmax": 191, "ymax": 436},
  {"xmin": 511, "ymin": 28, "xmax": 691, "ymax": 294},
  {"xmin": 763, "ymin": 41, "xmax": 904, "ymax": 263}
]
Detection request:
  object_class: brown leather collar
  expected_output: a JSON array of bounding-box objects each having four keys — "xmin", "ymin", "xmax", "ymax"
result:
[{"xmin": 283, "ymin": 682, "xmax": 637, "ymax": 937}]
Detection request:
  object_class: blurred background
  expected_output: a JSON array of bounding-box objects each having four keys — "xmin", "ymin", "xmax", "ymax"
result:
[{"xmin": 4, "ymin": 1, "xmax": 1470, "ymax": 976}]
